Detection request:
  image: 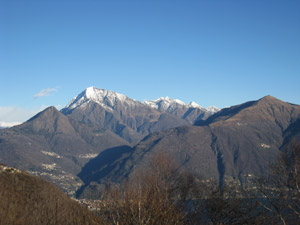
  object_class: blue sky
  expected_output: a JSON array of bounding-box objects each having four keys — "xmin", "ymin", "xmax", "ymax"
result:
[{"xmin": 0, "ymin": 0, "xmax": 300, "ymax": 123}]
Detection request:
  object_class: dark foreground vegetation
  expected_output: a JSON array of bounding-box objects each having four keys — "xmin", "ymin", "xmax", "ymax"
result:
[
  {"xmin": 95, "ymin": 144, "xmax": 300, "ymax": 225},
  {"xmin": 1, "ymin": 144, "xmax": 299, "ymax": 225},
  {"xmin": 0, "ymin": 165, "xmax": 101, "ymax": 225}
]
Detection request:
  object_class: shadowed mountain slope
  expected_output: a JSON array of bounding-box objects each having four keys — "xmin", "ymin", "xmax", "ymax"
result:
[
  {"xmin": 0, "ymin": 87, "xmax": 218, "ymax": 196},
  {"xmin": 77, "ymin": 96, "xmax": 300, "ymax": 198},
  {"xmin": 0, "ymin": 106, "xmax": 128, "ymax": 195}
]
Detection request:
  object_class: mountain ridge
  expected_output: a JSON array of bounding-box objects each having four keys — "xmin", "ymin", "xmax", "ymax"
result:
[
  {"xmin": 0, "ymin": 87, "xmax": 218, "ymax": 194},
  {"xmin": 63, "ymin": 86, "xmax": 219, "ymax": 113},
  {"xmin": 76, "ymin": 95, "xmax": 300, "ymax": 198},
  {"xmin": 1, "ymin": 90, "xmax": 299, "ymax": 199},
  {"xmin": 0, "ymin": 106, "xmax": 129, "ymax": 195},
  {"xmin": 61, "ymin": 87, "xmax": 216, "ymax": 144}
]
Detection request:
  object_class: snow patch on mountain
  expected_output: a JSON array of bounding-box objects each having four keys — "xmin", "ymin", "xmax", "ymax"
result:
[
  {"xmin": 85, "ymin": 87, "xmax": 127, "ymax": 103},
  {"xmin": 144, "ymin": 97, "xmax": 186, "ymax": 111},
  {"xmin": 63, "ymin": 87, "xmax": 220, "ymax": 114},
  {"xmin": 0, "ymin": 121, "xmax": 21, "ymax": 129},
  {"xmin": 189, "ymin": 101, "xmax": 201, "ymax": 108},
  {"xmin": 206, "ymin": 106, "xmax": 220, "ymax": 113},
  {"xmin": 144, "ymin": 97, "xmax": 219, "ymax": 113},
  {"xmin": 64, "ymin": 87, "xmax": 138, "ymax": 111}
]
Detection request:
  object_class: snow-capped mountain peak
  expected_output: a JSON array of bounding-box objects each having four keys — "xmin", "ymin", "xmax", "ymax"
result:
[
  {"xmin": 144, "ymin": 97, "xmax": 186, "ymax": 111},
  {"xmin": 159, "ymin": 96, "xmax": 185, "ymax": 105},
  {"xmin": 188, "ymin": 101, "xmax": 201, "ymax": 108},
  {"xmin": 144, "ymin": 96, "xmax": 220, "ymax": 114},
  {"xmin": 64, "ymin": 87, "xmax": 135, "ymax": 111},
  {"xmin": 85, "ymin": 86, "xmax": 127, "ymax": 103},
  {"xmin": 206, "ymin": 106, "xmax": 220, "ymax": 113},
  {"xmin": 63, "ymin": 87, "xmax": 220, "ymax": 116},
  {"xmin": 144, "ymin": 97, "xmax": 204, "ymax": 111}
]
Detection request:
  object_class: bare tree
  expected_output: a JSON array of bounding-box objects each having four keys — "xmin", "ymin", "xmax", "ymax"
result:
[
  {"xmin": 98, "ymin": 151, "xmax": 289, "ymax": 225},
  {"xmin": 96, "ymin": 152, "xmax": 199, "ymax": 225},
  {"xmin": 0, "ymin": 166, "xmax": 102, "ymax": 225},
  {"xmin": 257, "ymin": 143, "xmax": 300, "ymax": 225},
  {"xmin": 203, "ymin": 179, "xmax": 264, "ymax": 225}
]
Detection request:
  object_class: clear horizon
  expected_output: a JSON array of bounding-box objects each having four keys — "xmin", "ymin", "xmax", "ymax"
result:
[{"xmin": 1, "ymin": 0, "xmax": 300, "ymax": 123}]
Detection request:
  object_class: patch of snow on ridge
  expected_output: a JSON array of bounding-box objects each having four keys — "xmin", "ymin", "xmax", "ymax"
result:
[
  {"xmin": 63, "ymin": 87, "xmax": 221, "ymax": 114},
  {"xmin": 206, "ymin": 106, "xmax": 220, "ymax": 113},
  {"xmin": 144, "ymin": 97, "xmax": 207, "ymax": 112},
  {"xmin": 144, "ymin": 97, "xmax": 186, "ymax": 109},
  {"xmin": 64, "ymin": 87, "xmax": 136, "ymax": 111},
  {"xmin": 85, "ymin": 87, "xmax": 127, "ymax": 103},
  {"xmin": 0, "ymin": 121, "xmax": 21, "ymax": 128},
  {"xmin": 157, "ymin": 97, "xmax": 185, "ymax": 105},
  {"xmin": 189, "ymin": 101, "xmax": 202, "ymax": 108},
  {"xmin": 144, "ymin": 100, "xmax": 158, "ymax": 109},
  {"xmin": 144, "ymin": 96, "xmax": 221, "ymax": 114}
]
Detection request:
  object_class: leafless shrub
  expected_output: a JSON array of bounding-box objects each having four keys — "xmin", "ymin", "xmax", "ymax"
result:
[
  {"xmin": 256, "ymin": 143, "xmax": 300, "ymax": 225},
  {"xmin": 96, "ymin": 152, "xmax": 197, "ymax": 225}
]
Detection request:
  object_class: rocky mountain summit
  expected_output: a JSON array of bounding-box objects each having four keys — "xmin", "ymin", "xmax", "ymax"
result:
[
  {"xmin": 144, "ymin": 96, "xmax": 218, "ymax": 123},
  {"xmin": 61, "ymin": 87, "xmax": 217, "ymax": 144}
]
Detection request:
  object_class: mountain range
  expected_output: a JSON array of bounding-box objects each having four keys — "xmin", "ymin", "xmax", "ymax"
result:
[
  {"xmin": 76, "ymin": 96, "xmax": 300, "ymax": 198},
  {"xmin": 0, "ymin": 87, "xmax": 299, "ymax": 198},
  {"xmin": 0, "ymin": 87, "xmax": 218, "ymax": 195},
  {"xmin": 61, "ymin": 87, "xmax": 218, "ymax": 144}
]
